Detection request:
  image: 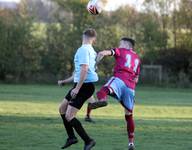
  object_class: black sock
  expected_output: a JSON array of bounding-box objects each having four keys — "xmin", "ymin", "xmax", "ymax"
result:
[
  {"xmin": 60, "ymin": 114, "xmax": 76, "ymax": 139},
  {"xmin": 69, "ymin": 118, "xmax": 91, "ymax": 144}
]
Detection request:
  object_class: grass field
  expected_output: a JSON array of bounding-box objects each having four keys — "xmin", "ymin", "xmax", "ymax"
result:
[{"xmin": 0, "ymin": 84, "xmax": 192, "ymax": 150}]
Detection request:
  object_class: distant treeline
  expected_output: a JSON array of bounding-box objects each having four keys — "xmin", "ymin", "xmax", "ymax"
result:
[{"xmin": 0, "ymin": 0, "xmax": 192, "ymax": 87}]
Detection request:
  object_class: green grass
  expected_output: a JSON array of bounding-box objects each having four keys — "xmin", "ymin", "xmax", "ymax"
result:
[{"xmin": 0, "ymin": 84, "xmax": 192, "ymax": 150}]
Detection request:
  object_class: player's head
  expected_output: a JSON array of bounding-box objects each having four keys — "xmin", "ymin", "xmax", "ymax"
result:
[
  {"xmin": 82, "ymin": 28, "xmax": 97, "ymax": 44},
  {"xmin": 119, "ymin": 37, "xmax": 135, "ymax": 49}
]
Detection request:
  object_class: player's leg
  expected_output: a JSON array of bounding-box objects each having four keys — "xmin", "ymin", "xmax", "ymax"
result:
[
  {"xmin": 125, "ymin": 109, "xmax": 135, "ymax": 150},
  {"xmin": 85, "ymin": 96, "xmax": 95, "ymax": 123},
  {"xmin": 87, "ymin": 96, "xmax": 95, "ymax": 117},
  {"xmin": 59, "ymin": 91, "xmax": 78, "ymax": 149},
  {"xmin": 59, "ymin": 99, "xmax": 76, "ymax": 139},
  {"xmin": 66, "ymin": 83, "xmax": 96, "ymax": 150},
  {"xmin": 97, "ymin": 77, "xmax": 117, "ymax": 101},
  {"xmin": 121, "ymin": 87, "xmax": 135, "ymax": 150},
  {"xmin": 66, "ymin": 105, "xmax": 95, "ymax": 147},
  {"xmin": 89, "ymin": 77, "xmax": 117, "ymax": 109}
]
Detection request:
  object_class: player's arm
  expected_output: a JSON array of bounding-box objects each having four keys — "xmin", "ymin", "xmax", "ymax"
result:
[
  {"xmin": 71, "ymin": 64, "xmax": 88, "ymax": 98},
  {"xmin": 96, "ymin": 49, "xmax": 114, "ymax": 63},
  {"xmin": 70, "ymin": 47, "xmax": 89, "ymax": 98},
  {"xmin": 76, "ymin": 64, "xmax": 88, "ymax": 89},
  {"xmin": 58, "ymin": 72, "xmax": 74, "ymax": 86}
]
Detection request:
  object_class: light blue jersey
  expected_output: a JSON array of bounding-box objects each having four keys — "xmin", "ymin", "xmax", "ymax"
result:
[{"xmin": 74, "ymin": 44, "xmax": 98, "ymax": 83}]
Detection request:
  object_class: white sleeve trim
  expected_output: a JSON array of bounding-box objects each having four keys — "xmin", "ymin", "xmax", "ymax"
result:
[{"xmin": 111, "ymin": 49, "xmax": 115, "ymax": 56}]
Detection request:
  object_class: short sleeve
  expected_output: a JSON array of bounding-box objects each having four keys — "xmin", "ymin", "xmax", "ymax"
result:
[
  {"xmin": 111, "ymin": 48, "xmax": 120, "ymax": 57},
  {"xmin": 78, "ymin": 48, "xmax": 89, "ymax": 65}
]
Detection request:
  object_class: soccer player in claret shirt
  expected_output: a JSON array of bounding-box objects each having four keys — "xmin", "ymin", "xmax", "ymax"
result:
[{"xmin": 90, "ymin": 37, "xmax": 141, "ymax": 150}]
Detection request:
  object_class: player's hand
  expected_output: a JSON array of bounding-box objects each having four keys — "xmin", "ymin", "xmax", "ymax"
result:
[
  {"xmin": 70, "ymin": 87, "xmax": 80, "ymax": 99},
  {"xmin": 98, "ymin": 51, "xmax": 106, "ymax": 57},
  {"xmin": 97, "ymin": 50, "xmax": 112, "ymax": 62},
  {"xmin": 58, "ymin": 80, "xmax": 65, "ymax": 86},
  {"xmin": 96, "ymin": 52, "xmax": 105, "ymax": 62},
  {"xmin": 134, "ymin": 77, "xmax": 139, "ymax": 83}
]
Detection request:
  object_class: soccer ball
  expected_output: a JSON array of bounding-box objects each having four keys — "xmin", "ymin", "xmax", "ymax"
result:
[{"xmin": 87, "ymin": 0, "xmax": 102, "ymax": 15}]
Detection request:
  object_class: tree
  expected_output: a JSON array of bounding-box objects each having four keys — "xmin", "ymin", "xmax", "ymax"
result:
[
  {"xmin": 45, "ymin": 0, "xmax": 97, "ymax": 78},
  {"xmin": 0, "ymin": 1, "xmax": 44, "ymax": 82},
  {"xmin": 176, "ymin": 0, "xmax": 192, "ymax": 49}
]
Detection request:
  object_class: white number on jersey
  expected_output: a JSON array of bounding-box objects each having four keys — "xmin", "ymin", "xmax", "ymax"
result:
[{"xmin": 125, "ymin": 54, "xmax": 139, "ymax": 73}]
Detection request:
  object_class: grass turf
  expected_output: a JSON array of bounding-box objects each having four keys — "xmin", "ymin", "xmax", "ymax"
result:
[{"xmin": 0, "ymin": 84, "xmax": 192, "ymax": 150}]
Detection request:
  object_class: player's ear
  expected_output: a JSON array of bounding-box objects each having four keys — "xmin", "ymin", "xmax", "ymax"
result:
[{"xmin": 93, "ymin": 37, "xmax": 97, "ymax": 44}]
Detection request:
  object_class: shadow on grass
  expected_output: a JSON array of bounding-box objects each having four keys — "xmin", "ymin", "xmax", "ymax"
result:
[{"xmin": 0, "ymin": 115, "xmax": 192, "ymax": 150}]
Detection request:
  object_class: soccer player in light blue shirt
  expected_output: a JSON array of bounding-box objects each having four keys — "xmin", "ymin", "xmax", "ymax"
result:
[
  {"xmin": 58, "ymin": 28, "xmax": 98, "ymax": 150},
  {"xmin": 74, "ymin": 43, "xmax": 98, "ymax": 83}
]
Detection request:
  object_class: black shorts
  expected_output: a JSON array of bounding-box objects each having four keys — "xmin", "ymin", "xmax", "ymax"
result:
[{"xmin": 65, "ymin": 83, "xmax": 95, "ymax": 109}]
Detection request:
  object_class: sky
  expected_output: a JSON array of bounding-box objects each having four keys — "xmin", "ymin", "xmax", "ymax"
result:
[
  {"xmin": 104, "ymin": 0, "xmax": 144, "ymax": 11},
  {"xmin": 0, "ymin": 0, "xmax": 20, "ymax": 3},
  {"xmin": 0, "ymin": 0, "xmax": 144, "ymax": 11}
]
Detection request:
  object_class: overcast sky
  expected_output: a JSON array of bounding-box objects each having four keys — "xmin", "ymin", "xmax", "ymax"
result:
[
  {"xmin": 0, "ymin": 0, "xmax": 20, "ymax": 2},
  {"xmin": 0, "ymin": 0, "xmax": 144, "ymax": 11},
  {"xmin": 104, "ymin": 0, "xmax": 144, "ymax": 11}
]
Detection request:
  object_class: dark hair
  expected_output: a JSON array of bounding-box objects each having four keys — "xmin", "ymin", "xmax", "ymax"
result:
[
  {"xmin": 83, "ymin": 28, "xmax": 97, "ymax": 38},
  {"xmin": 121, "ymin": 37, "xmax": 135, "ymax": 47}
]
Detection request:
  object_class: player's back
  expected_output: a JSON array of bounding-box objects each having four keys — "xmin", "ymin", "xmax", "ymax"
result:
[{"xmin": 113, "ymin": 48, "xmax": 141, "ymax": 90}]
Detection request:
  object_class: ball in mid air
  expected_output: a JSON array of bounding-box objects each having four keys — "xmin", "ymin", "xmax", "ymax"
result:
[{"xmin": 87, "ymin": 0, "xmax": 102, "ymax": 15}]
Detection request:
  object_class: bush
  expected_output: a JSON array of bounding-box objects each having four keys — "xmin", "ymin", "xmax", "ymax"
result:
[
  {"xmin": 142, "ymin": 48, "xmax": 192, "ymax": 86},
  {"xmin": 177, "ymin": 71, "xmax": 191, "ymax": 88}
]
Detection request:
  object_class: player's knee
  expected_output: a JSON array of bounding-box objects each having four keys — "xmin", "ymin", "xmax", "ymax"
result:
[
  {"xmin": 124, "ymin": 108, "xmax": 133, "ymax": 116},
  {"xmin": 125, "ymin": 110, "xmax": 133, "ymax": 116},
  {"xmin": 65, "ymin": 113, "xmax": 74, "ymax": 122},
  {"xmin": 59, "ymin": 99, "xmax": 68, "ymax": 114},
  {"xmin": 58, "ymin": 104, "xmax": 63, "ymax": 114},
  {"xmin": 59, "ymin": 103, "xmax": 66, "ymax": 114},
  {"xmin": 97, "ymin": 87, "xmax": 109, "ymax": 100},
  {"xmin": 65, "ymin": 114, "xmax": 70, "ymax": 121},
  {"xmin": 126, "ymin": 112, "xmax": 132, "ymax": 116}
]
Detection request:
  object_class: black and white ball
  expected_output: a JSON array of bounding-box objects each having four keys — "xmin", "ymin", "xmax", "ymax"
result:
[{"xmin": 87, "ymin": 0, "xmax": 102, "ymax": 15}]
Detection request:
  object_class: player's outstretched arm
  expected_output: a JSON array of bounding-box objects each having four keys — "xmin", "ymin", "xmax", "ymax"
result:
[
  {"xmin": 96, "ymin": 50, "xmax": 113, "ymax": 63},
  {"xmin": 58, "ymin": 72, "xmax": 74, "ymax": 86}
]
